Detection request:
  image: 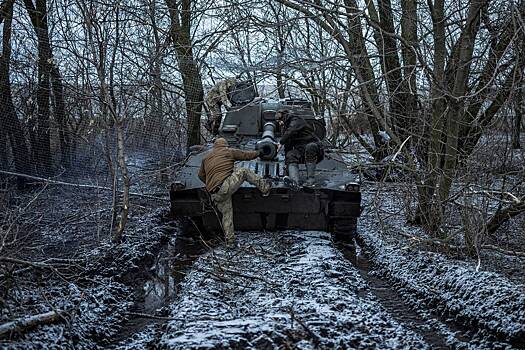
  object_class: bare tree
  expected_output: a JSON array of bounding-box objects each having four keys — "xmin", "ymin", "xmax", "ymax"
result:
[
  {"xmin": 0, "ymin": 0, "xmax": 31, "ymax": 186},
  {"xmin": 512, "ymin": 80, "xmax": 523, "ymax": 150},
  {"xmin": 143, "ymin": 0, "xmax": 165, "ymax": 149},
  {"xmin": 165, "ymin": 0, "xmax": 204, "ymax": 148},
  {"xmin": 23, "ymin": 0, "xmax": 53, "ymax": 173},
  {"xmin": 274, "ymin": 0, "xmax": 525, "ymax": 237},
  {"xmin": 50, "ymin": 60, "xmax": 71, "ymax": 168}
]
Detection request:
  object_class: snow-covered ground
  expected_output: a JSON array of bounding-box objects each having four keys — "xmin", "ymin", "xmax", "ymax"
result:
[
  {"xmin": 2, "ymin": 150, "xmax": 525, "ymax": 349},
  {"xmin": 156, "ymin": 231, "xmax": 428, "ymax": 349}
]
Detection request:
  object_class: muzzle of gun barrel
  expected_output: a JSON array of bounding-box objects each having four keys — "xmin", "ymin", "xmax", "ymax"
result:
[{"xmin": 256, "ymin": 122, "xmax": 277, "ymax": 160}]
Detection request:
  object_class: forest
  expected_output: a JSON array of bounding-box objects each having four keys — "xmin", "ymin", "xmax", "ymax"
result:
[{"xmin": 1, "ymin": 0, "xmax": 524, "ymax": 348}]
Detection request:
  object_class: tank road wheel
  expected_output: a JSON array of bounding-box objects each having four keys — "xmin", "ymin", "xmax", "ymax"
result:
[{"xmin": 332, "ymin": 219, "xmax": 357, "ymax": 243}]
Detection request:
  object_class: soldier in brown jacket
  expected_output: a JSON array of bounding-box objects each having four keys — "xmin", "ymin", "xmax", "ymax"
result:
[{"xmin": 198, "ymin": 138, "xmax": 270, "ymax": 244}]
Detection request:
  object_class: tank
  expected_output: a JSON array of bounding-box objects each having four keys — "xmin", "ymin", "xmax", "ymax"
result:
[{"xmin": 169, "ymin": 97, "xmax": 361, "ymax": 238}]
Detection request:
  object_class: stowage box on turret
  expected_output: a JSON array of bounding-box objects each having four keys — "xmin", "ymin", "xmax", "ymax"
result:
[{"xmin": 170, "ymin": 93, "xmax": 361, "ymax": 238}]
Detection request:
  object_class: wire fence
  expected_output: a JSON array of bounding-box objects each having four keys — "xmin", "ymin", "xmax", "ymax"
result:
[{"xmin": 1, "ymin": 55, "xmax": 189, "ymax": 175}]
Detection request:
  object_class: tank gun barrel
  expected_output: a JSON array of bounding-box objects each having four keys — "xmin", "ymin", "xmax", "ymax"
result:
[{"xmin": 256, "ymin": 122, "xmax": 278, "ymax": 161}]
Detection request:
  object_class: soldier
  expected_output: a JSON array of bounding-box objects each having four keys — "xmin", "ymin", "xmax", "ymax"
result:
[
  {"xmin": 276, "ymin": 109, "xmax": 323, "ymax": 186},
  {"xmin": 198, "ymin": 138, "xmax": 270, "ymax": 244},
  {"xmin": 205, "ymin": 78, "xmax": 238, "ymax": 135}
]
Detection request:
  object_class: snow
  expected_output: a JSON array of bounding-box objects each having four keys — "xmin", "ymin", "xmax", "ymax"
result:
[
  {"xmin": 159, "ymin": 231, "xmax": 428, "ymax": 349},
  {"xmin": 357, "ymin": 186, "xmax": 525, "ymax": 349}
]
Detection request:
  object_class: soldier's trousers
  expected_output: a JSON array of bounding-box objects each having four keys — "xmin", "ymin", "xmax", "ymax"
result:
[
  {"xmin": 211, "ymin": 167, "xmax": 266, "ymax": 242},
  {"xmin": 285, "ymin": 142, "xmax": 323, "ymax": 164},
  {"xmin": 206, "ymin": 100, "xmax": 223, "ymax": 134}
]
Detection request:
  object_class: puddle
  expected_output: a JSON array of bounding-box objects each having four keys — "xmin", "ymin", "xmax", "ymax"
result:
[
  {"xmin": 108, "ymin": 221, "xmax": 210, "ymax": 347},
  {"xmin": 143, "ymin": 234, "xmax": 207, "ymax": 313}
]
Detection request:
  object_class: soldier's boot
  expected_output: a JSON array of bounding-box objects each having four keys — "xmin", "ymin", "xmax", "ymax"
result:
[
  {"xmin": 258, "ymin": 178, "xmax": 271, "ymax": 197},
  {"xmin": 284, "ymin": 163, "xmax": 300, "ymax": 190},
  {"xmin": 212, "ymin": 121, "xmax": 221, "ymax": 135},
  {"xmin": 239, "ymin": 168, "xmax": 271, "ymax": 196},
  {"xmin": 305, "ymin": 162, "xmax": 316, "ymax": 187}
]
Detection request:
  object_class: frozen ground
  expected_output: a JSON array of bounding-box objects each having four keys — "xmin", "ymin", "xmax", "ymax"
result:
[
  {"xmin": 0, "ymin": 207, "xmax": 171, "ymax": 349},
  {"xmin": 357, "ymin": 185, "xmax": 525, "ymax": 349},
  {"xmin": 3, "ymin": 185, "xmax": 525, "ymax": 349},
  {"xmin": 2, "ymin": 150, "xmax": 525, "ymax": 349},
  {"xmin": 114, "ymin": 229, "xmax": 523, "ymax": 349},
  {"xmin": 127, "ymin": 231, "xmax": 428, "ymax": 349}
]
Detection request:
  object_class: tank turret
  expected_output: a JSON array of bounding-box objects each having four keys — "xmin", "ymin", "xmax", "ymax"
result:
[{"xmin": 169, "ymin": 96, "xmax": 361, "ymax": 239}]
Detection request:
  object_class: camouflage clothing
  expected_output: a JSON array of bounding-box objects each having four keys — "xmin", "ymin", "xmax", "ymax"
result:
[
  {"xmin": 211, "ymin": 167, "xmax": 269, "ymax": 242},
  {"xmin": 278, "ymin": 112, "xmax": 323, "ymax": 165},
  {"xmin": 205, "ymin": 78, "xmax": 238, "ymax": 134},
  {"xmin": 285, "ymin": 142, "xmax": 321, "ymax": 164}
]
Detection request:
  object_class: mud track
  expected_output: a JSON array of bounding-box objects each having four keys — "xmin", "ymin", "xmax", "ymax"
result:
[
  {"xmin": 156, "ymin": 231, "xmax": 428, "ymax": 349},
  {"xmin": 110, "ymin": 227, "xmax": 522, "ymax": 349},
  {"xmin": 5, "ymin": 212, "xmax": 519, "ymax": 349}
]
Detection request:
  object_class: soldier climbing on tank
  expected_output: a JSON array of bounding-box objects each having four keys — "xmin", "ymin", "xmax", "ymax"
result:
[
  {"xmin": 276, "ymin": 109, "xmax": 324, "ymax": 187},
  {"xmin": 205, "ymin": 77, "xmax": 238, "ymax": 135},
  {"xmin": 198, "ymin": 138, "xmax": 271, "ymax": 244}
]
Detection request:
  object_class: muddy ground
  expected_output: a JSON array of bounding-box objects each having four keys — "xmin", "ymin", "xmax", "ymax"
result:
[
  {"xmin": 2, "ymin": 187, "xmax": 524, "ymax": 349},
  {"xmin": 1, "ymin": 150, "xmax": 525, "ymax": 349}
]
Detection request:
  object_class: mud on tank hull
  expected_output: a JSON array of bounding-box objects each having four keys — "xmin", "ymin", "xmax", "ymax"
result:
[{"xmin": 170, "ymin": 183, "xmax": 361, "ymax": 236}]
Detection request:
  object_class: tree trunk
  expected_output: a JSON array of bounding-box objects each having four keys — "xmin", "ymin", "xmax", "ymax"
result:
[
  {"xmin": 165, "ymin": 0, "xmax": 204, "ymax": 149},
  {"xmin": 0, "ymin": 0, "xmax": 32, "ymax": 186},
  {"xmin": 180, "ymin": 64, "xmax": 204, "ymax": 148},
  {"xmin": 104, "ymin": 127, "xmax": 118, "ymax": 231},
  {"xmin": 438, "ymin": 0, "xmax": 484, "ymax": 203},
  {"xmin": 276, "ymin": 71, "xmax": 286, "ymax": 99},
  {"xmin": 415, "ymin": 0, "xmax": 446, "ymax": 233},
  {"xmin": 143, "ymin": 0, "xmax": 164, "ymax": 149},
  {"xmin": 143, "ymin": 54, "xmax": 163, "ymax": 149},
  {"xmin": 0, "ymin": 128, "xmax": 7, "ymax": 169},
  {"xmin": 23, "ymin": 0, "xmax": 53, "ymax": 174},
  {"xmin": 269, "ymin": 1, "xmax": 287, "ymax": 99},
  {"xmin": 343, "ymin": 0, "xmax": 390, "ymax": 158},
  {"xmin": 275, "ymin": 21, "xmax": 286, "ymax": 99},
  {"xmin": 152, "ymin": 57, "xmax": 164, "ymax": 144},
  {"xmin": 50, "ymin": 63, "xmax": 71, "ymax": 168},
  {"xmin": 376, "ymin": 0, "xmax": 406, "ymax": 137},
  {"xmin": 400, "ymin": 0, "xmax": 419, "ymax": 140},
  {"xmin": 113, "ymin": 120, "xmax": 130, "ymax": 243},
  {"xmin": 416, "ymin": 0, "xmax": 486, "ymax": 235}
]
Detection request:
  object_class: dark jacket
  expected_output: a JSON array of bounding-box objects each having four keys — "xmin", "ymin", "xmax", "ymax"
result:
[
  {"xmin": 279, "ymin": 116, "xmax": 317, "ymax": 147},
  {"xmin": 198, "ymin": 138, "xmax": 258, "ymax": 192}
]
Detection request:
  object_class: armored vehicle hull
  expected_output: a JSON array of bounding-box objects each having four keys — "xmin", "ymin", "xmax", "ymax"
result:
[{"xmin": 170, "ymin": 99, "xmax": 361, "ymax": 237}]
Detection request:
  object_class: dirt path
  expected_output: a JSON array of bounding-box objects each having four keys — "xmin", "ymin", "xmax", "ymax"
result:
[
  {"xmin": 3, "ymin": 173, "xmax": 521, "ymax": 349},
  {"xmin": 115, "ymin": 231, "xmax": 428, "ymax": 348},
  {"xmin": 112, "ymin": 229, "xmax": 522, "ymax": 349}
]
